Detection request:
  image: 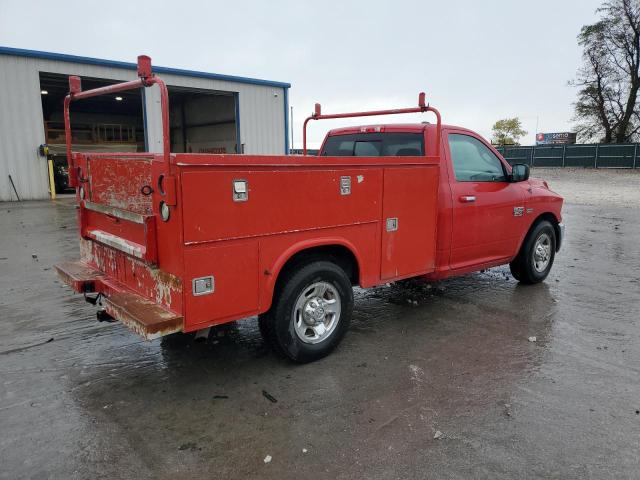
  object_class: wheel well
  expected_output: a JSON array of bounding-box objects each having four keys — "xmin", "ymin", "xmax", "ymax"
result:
[
  {"xmin": 530, "ymin": 212, "xmax": 560, "ymax": 247},
  {"xmin": 275, "ymin": 245, "xmax": 360, "ymax": 290}
]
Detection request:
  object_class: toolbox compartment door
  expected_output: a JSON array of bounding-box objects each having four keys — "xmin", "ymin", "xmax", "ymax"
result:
[
  {"xmin": 380, "ymin": 166, "xmax": 439, "ymax": 280},
  {"xmin": 183, "ymin": 241, "xmax": 260, "ymax": 330}
]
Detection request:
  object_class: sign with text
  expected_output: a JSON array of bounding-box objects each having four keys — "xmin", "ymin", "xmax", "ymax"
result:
[{"xmin": 536, "ymin": 132, "xmax": 577, "ymax": 145}]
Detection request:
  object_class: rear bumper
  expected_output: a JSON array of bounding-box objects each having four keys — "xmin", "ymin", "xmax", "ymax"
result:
[
  {"xmin": 55, "ymin": 261, "xmax": 183, "ymax": 340},
  {"xmin": 557, "ymin": 222, "xmax": 565, "ymax": 251}
]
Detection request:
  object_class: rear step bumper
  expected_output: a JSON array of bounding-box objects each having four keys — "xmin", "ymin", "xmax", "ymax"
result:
[{"xmin": 55, "ymin": 261, "xmax": 183, "ymax": 340}]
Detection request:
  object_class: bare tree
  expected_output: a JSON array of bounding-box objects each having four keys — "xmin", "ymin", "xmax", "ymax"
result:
[{"xmin": 571, "ymin": 0, "xmax": 640, "ymax": 143}]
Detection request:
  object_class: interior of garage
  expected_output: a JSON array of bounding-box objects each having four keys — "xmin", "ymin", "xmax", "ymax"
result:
[
  {"xmin": 168, "ymin": 87, "xmax": 239, "ymax": 154},
  {"xmin": 39, "ymin": 72, "xmax": 145, "ymax": 193},
  {"xmin": 39, "ymin": 73, "xmax": 239, "ymax": 193},
  {"xmin": 40, "ymin": 72, "xmax": 145, "ymax": 155}
]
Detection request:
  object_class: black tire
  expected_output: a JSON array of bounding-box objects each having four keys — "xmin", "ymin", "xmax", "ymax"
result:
[
  {"xmin": 258, "ymin": 311, "xmax": 273, "ymax": 343},
  {"xmin": 510, "ymin": 220, "xmax": 557, "ymax": 284},
  {"xmin": 258, "ymin": 260, "xmax": 353, "ymax": 363},
  {"xmin": 509, "ymin": 258, "xmax": 523, "ymax": 281}
]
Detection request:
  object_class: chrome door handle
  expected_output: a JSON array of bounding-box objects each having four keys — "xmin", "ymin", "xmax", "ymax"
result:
[{"xmin": 459, "ymin": 195, "xmax": 476, "ymax": 203}]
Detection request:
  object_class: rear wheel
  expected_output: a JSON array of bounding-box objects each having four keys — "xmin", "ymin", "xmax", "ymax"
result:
[
  {"xmin": 259, "ymin": 261, "xmax": 353, "ymax": 363},
  {"xmin": 510, "ymin": 220, "xmax": 556, "ymax": 284}
]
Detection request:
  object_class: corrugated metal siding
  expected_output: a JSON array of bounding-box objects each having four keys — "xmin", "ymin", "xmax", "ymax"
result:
[
  {"xmin": 0, "ymin": 55, "xmax": 48, "ymax": 201},
  {"xmin": 0, "ymin": 54, "xmax": 286, "ymax": 201}
]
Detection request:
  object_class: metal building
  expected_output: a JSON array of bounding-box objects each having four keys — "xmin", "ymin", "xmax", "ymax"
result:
[{"xmin": 0, "ymin": 46, "xmax": 290, "ymax": 201}]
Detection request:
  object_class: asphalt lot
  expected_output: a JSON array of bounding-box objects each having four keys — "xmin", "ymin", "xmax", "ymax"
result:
[{"xmin": 1, "ymin": 168, "xmax": 639, "ymax": 479}]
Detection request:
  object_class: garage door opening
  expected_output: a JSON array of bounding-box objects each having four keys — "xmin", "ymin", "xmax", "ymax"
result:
[
  {"xmin": 39, "ymin": 75, "xmax": 240, "ymax": 194},
  {"xmin": 168, "ymin": 87, "xmax": 240, "ymax": 154},
  {"xmin": 39, "ymin": 72, "xmax": 145, "ymax": 193}
]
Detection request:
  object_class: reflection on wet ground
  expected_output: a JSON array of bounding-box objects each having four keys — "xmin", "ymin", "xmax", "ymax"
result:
[{"xmin": 1, "ymin": 190, "xmax": 639, "ymax": 479}]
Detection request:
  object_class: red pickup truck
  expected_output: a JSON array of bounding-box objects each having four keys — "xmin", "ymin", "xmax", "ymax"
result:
[{"xmin": 55, "ymin": 56, "xmax": 564, "ymax": 363}]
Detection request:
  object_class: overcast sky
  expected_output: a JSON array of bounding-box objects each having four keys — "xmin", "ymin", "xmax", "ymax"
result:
[{"xmin": 1, "ymin": 0, "xmax": 604, "ymax": 148}]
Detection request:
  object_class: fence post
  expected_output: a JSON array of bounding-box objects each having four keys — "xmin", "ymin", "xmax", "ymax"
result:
[
  {"xmin": 634, "ymin": 143, "xmax": 638, "ymax": 169},
  {"xmin": 562, "ymin": 145, "xmax": 566, "ymax": 167},
  {"xmin": 595, "ymin": 144, "xmax": 599, "ymax": 168},
  {"xmin": 530, "ymin": 146, "xmax": 535, "ymax": 167}
]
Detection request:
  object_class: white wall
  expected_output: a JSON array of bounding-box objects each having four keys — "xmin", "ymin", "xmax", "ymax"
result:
[{"xmin": 0, "ymin": 53, "xmax": 287, "ymax": 201}]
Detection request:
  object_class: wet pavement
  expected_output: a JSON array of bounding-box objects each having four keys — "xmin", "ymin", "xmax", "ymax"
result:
[{"xmin": 1, "ymin": 170, "xmax": 640, "ymax": 479}]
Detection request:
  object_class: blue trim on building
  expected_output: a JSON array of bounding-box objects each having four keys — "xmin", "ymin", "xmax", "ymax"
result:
[
  {"xmin": 0, "ymin": 45, "xmax": 291, "ymax": 89},
  {"xmin": 233, "ymin": 92, "xmax": 242, "ymax": 154},
  {"xmin": 283, "ymin": 87, "xmax": 290, "ymax": 154}
]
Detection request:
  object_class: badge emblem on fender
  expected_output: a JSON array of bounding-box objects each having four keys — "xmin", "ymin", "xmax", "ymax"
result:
[{"xmin": 513, "ymin": 206, "xmax": 525, "ymax": 217}]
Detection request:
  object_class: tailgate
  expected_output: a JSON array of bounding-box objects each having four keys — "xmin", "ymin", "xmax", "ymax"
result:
[
  {"xmin": 80, "ymin": 154, "xmax": 158, "ymax": 263},
  {"xmin": 64, "ymin": 153, "xmax": 183, "ymax": 336}
]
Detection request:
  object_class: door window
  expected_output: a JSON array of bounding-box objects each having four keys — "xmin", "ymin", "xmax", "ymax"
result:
[{"xmin": 448, "ymin": 134, "xmax": 506, "ymax": 182}]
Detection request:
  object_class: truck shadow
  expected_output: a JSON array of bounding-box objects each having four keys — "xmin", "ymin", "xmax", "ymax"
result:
[{"xmin": 154, "ymin": 267, "xmax": 557, "ymax": 368}]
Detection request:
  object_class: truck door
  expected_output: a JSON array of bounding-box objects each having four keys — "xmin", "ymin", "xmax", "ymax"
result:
[{"xmin": 446, "ymin": 132, "xmax": 527, "ymax": 270}]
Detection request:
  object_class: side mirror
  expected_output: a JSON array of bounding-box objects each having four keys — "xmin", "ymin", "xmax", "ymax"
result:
[{"xmin": 510, "ymin": 163, "xmax": 530, "ymax": 182}]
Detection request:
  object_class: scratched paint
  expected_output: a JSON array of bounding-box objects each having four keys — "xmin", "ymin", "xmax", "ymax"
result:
[{"xmin": 87, "ymin": 157, "xmax": 154, "ymax": 215}]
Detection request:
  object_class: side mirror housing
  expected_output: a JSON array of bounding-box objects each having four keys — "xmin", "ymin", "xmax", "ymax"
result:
[{"xmin": 510, "ymin": 163, "xmax": 530, "ymax": 182}]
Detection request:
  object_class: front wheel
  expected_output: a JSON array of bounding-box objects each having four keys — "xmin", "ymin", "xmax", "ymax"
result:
[
  {"xmin": 259, "ymin": 261, "xmax": 353, "ymax": 363},
  {"xmin": 510, "ymin": 220, "xmax": 557, "ymax": 284}
]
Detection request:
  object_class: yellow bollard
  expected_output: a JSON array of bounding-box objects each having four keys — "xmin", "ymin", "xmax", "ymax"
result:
[{"xmin": 47, "ymin": 158, "xmax": 56, "ymax": 200}]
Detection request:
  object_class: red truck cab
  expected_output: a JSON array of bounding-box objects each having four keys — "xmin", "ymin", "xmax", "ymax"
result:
[
  {"xmin": 319, "ymin": 123, "xmax": 564, "ymax": 282},
  {"xmin": 55, "ymin": 56, "xmax": 564, "ymax": 363}
]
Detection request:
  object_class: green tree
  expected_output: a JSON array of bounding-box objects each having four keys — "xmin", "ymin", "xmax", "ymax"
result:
[
  {"xmin": 491, "ymin": 118, "xmax": 528, "ymax": 145},
  {"xmin": 571, "ymin": 0, "xmax": 640, "ymax": 143}
]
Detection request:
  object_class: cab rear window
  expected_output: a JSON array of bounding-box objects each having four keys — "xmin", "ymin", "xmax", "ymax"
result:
[{"xmin": 321, "ymin": 133, "xmax": 424, "ymax": 156}]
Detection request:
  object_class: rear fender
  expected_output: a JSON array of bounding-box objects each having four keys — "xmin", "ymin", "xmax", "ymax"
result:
[{"xmin": 261, "ymin": 238, "xmax": 363, "ymax": 312}]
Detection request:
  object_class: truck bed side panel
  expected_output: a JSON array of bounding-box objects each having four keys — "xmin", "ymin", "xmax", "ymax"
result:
[
  {"xmin": 179, "ymin": 166, "xmax": 383, "ymax": 328},
  {"xmin": 182, "ymin": 222, "xmax": 380, "ymax": 330}
]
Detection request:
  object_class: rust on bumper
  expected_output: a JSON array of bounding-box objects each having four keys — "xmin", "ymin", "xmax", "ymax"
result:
[
  {"xmin": 54, "ymin": 261, "xmax": 104, "ymax": 292},
  {"xmin": 55, "ymin": 260, "xmax": 183, "ymax": 340},
  {"xmin": 102, "ymin": 291, "xmax": 183, "ymax": 340}
]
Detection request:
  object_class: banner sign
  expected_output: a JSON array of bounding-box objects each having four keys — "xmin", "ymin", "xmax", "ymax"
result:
[{"xmin": 536, "ymin": 132, "xmax": 577, "ymax": 145}]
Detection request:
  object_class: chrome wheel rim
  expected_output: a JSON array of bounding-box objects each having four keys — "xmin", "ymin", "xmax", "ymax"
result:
[
  {"xmin": 532, "ymin": 232, "xmax": 552, "ymax": 272},
  {"xmin": 293, "ymin": 281, "xmax": 341, "ymax": 344}
]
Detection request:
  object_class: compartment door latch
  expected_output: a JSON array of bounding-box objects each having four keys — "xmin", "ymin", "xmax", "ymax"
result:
[{"xmin": 233, "ymin": 179, "xmax": 248, "ymax": 202}]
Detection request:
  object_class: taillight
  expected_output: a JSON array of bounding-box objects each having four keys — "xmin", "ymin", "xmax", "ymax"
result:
[{"xmin": 159, "ymin": 201, "xmax": 170, "ymax": 221}]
